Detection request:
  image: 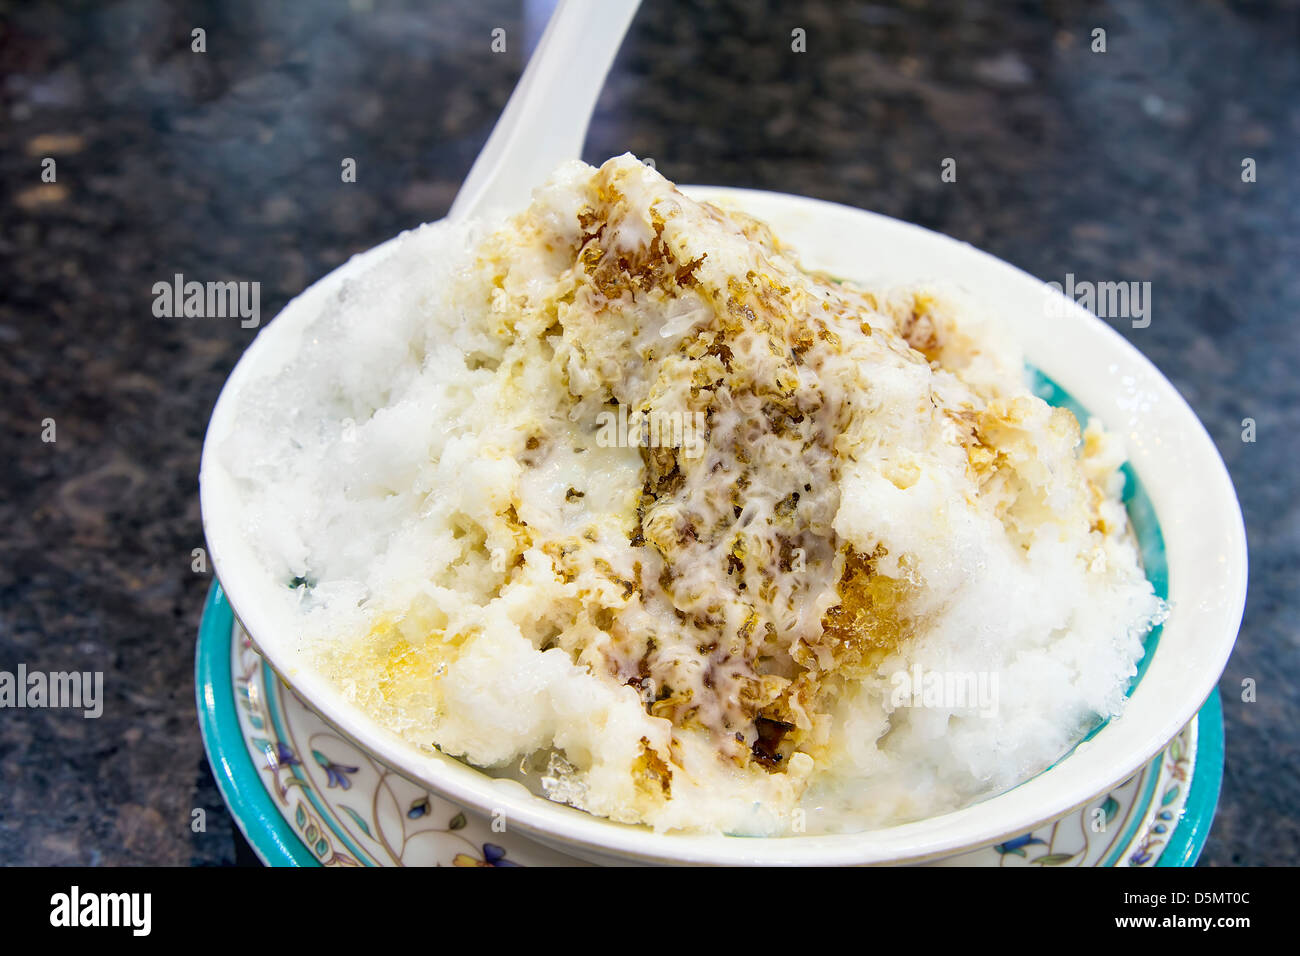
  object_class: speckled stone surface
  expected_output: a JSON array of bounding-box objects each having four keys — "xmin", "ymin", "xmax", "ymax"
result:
[{"xmin": 0, "ymin": 0, "xmax": 1295, "ymax": 866}]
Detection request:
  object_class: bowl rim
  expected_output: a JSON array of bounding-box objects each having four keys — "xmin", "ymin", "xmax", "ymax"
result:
[
  {"xmin": 199, "ymin": 184, "xmax": 1247, "ymax": 865},
  {"xmin": 194, "ymin": 579, "xmax": 1227, "ymax": 867}
]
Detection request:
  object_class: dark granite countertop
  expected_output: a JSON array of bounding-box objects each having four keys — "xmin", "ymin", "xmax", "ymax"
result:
[{"xmin": 1, "ymin": 0, "xmax": 1295, "ymax": 865}]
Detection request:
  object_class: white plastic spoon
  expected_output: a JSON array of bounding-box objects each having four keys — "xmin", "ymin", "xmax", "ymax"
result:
[{"xmin": 448, "ymin": 0, "xmax": 643, "ymax": 223}]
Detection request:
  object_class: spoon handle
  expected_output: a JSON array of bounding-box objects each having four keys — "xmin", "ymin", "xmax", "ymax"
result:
[{"xmin": 449, "ymin": 0, "xmax": 642, "ymax": 223}]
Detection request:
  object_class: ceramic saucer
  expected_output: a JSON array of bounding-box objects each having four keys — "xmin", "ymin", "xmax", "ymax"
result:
[{"xmin": 197, "ymin": 583, "xmax": 1223, "ymax": 867}]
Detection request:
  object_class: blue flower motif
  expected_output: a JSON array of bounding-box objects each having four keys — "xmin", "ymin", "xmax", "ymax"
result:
[
  {"xmin": 1130, "ymin": 847, "xmax": 1154, "ymax": 866},
  {"xmin": 995, "ymin": 834, "xmax": 1046, "ymax": 857},
  {"xmin": 454, "ymin": 843, "xmax": 524, "ymax": 867},
  {"xmin": 271, "ymin": 742, "xmax": 300, "ymax": 769},
  {"xmin": 482, "ymin": 843, "xmax": 522, "ymax": 867},
  {"xmin": 312, "ymin": 750, "xmax": 360, "ymax": 790},
  {"xmin": 452, "ymin": 842, "xmax": 522, "ymax": 868}
]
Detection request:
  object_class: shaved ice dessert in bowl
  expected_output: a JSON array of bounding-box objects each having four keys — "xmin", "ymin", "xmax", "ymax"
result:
[{"xmin": 200, "ymin": 155, "xmax": 1246, "ymax": 864}]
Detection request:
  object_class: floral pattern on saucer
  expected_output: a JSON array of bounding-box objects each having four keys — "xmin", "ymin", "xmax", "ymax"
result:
[
  {"xmin": 231, "ymin": 625, "xmax": 579, "ymax": 866},
  {"xmin": 225, "ymin": 616, "xmax": 1196, "ymax": 867},
  {"xmin": 932, "ymin": 720, "xmax": 1194, "ymax": 867}
]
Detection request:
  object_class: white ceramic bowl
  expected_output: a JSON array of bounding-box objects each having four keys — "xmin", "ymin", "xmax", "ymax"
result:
[{"xmin": 199, "ymin": 186, "xmax": 1247, "ymax": 865}]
